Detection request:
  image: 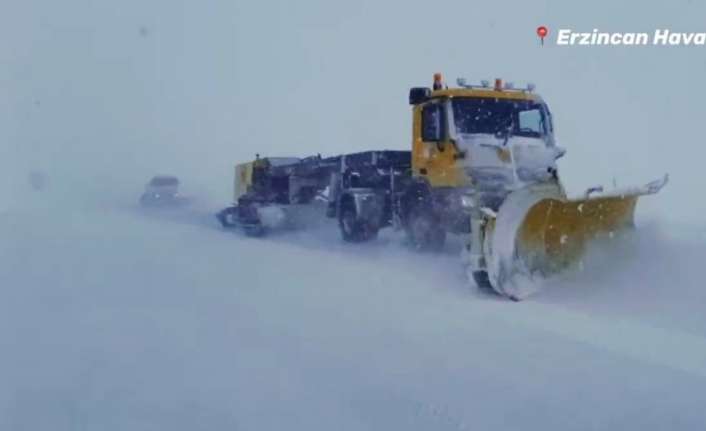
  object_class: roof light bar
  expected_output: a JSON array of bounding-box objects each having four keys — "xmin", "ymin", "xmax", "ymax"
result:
[{"xmin": 454, "ymin": 78, "xmax": 535, "ymax": 92}]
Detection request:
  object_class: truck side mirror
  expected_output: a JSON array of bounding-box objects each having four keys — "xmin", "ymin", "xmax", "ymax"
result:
[
  {"xmin": 554, "ymin": 147, "xmax": 566, "ymax": 159},
  {"xmin": 409, "ymin": 87, "xmax": 431, "ymax": 105}
]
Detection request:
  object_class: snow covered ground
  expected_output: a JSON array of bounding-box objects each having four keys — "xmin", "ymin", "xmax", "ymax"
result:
[{"xmin": 1, "ymin": 189, "xmax": 705, "ymax": 430}]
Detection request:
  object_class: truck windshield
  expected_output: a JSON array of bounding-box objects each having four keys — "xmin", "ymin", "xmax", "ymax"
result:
[{"xmin": 452, "ymin": 98, "xmax": 548, "ymax": 138}]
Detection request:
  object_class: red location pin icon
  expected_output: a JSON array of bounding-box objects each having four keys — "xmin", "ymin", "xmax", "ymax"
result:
[{"xmin": 537, "ymin": 26, "xmax": 548, "ymax": 45}]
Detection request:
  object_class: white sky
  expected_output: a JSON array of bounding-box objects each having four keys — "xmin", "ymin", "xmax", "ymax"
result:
[{"xmin": 1, "ymin": 0, "xmax": 704, "ymax": 224}]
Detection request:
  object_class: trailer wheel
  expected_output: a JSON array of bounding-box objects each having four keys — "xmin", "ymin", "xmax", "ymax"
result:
[
  {"xmin": 339, "ymin": 201, "xmax": 377, "ymax": 242},
  {"xmin": 406, "ymin": 206, "xmax": 445, "ymax": 251},
  {"xmin": 216, "ymin": 207, "xmax": 238, "ymax": 228}
]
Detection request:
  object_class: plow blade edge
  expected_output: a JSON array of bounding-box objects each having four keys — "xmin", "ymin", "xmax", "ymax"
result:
[{"xmin": 482, "ymin": 175, "xmax": 668, "ymax": 299}]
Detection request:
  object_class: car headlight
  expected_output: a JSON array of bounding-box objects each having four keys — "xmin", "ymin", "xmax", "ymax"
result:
[{"xmin": 460, "ymin": 194, "xmax": 475, "ymax": 209}]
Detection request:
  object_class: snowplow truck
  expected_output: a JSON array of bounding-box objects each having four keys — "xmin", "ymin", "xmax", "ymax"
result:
[
  {"xmin": 404, "ymin": 76, "xmax": 666, "ymax": 299},
  {"xmin": 218, "ymin": 75, "xmax": 667, "ymax": 300}
]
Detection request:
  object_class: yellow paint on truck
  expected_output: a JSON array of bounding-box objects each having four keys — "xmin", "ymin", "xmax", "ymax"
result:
[
  {"xmin": 411, "ymin": 87, "xmax": 540, "ymax": 188},
  {"xmin": 234, "ymin": 162, "xmax": 253, "ymax": 202},
  {"xmin": 515, "ymin": 195, "xmax": 638, "ymax": 274}
]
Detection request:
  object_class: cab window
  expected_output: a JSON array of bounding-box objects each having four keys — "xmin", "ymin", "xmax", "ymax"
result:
[
  {"xmin": 452, "ymin": 98, "xmax": 548, "ymax": 139},
  {"xmin": 518, "ymin": 108, "xmax": 544, "ymax": 136},
  {"xmin": 421, "ymin": 104, "xmax": 444, "ymax": 141}
]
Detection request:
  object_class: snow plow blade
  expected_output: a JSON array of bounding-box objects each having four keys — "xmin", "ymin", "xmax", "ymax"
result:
[{"xmin": 482, "ymin": 175, "xmax": 668, "ymax": 300}]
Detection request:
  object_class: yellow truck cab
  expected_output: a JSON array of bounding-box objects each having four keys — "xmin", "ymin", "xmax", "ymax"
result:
[
  {"xmin": 409, "ymin": 77, "xmax": 558, "ymax": 189},
  {"xmin": 398, "ymin": 76, "xmax": 565, "ymax": 250}
]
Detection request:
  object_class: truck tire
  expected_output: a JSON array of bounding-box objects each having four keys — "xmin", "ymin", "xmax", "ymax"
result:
[
  {"xmin": 339, "ymin": 200, "xmax": 378, "ymax": 242},
  {"xmin": 216, "ymin": 207, "xmax": 238, "ymax": 228},
  {"xmin": 471, "ymin": 270, "xmax": 492, "ymax": 290},
  {"xmin": 468, "ymin": 270, "xmax": 520, "ymax": 300},
  {"xmin": 217, "ymin": 207, "xmax": 265, "ymax": 237},
  {"xmin": 406, "ymin": 206, "xmax": 445, "ymax": 251}
]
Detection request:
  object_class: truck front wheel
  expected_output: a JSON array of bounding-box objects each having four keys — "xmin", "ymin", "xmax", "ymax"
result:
[
  {"xmin": 471, "ymin": 270, "xmax": 492, "ymax": 290},
  {"xmin": 339, "ymin": 201, "xmax": 378, "ymax": 242}
]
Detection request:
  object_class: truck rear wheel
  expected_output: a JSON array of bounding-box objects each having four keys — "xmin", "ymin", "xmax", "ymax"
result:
[
  {"xmin": 406, "ymin": 207, "xmax": 445, "ymax": 251},
  {"xmin": 339, "ymin": 202, "xmax": 378, "ymax": 242}
]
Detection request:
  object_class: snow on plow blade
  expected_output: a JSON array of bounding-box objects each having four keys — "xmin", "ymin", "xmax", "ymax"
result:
[{"xmin": 483, "ymin": 175, "xmax": 668, "ymax": 300}]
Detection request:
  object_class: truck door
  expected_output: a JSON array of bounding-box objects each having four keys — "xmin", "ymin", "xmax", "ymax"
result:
[{"xmin": 412, "ymin": 100, "xmax": 463, "ymax": 187}]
